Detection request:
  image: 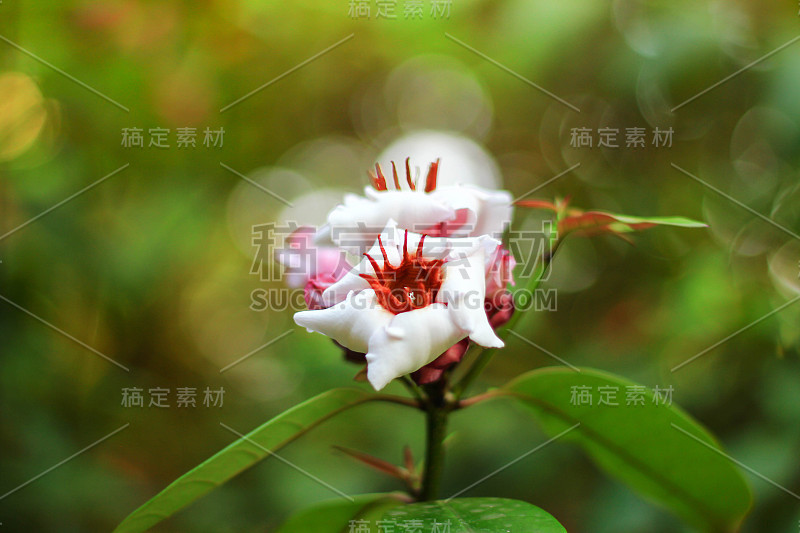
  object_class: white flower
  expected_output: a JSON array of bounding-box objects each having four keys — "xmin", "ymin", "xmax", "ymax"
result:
[
  {"xmin": 317, "ymin": 159, "xmax": 513, "ymax": 255},
  {"xmin": 294, "ymin": 220, "xmax": 504, "ymax": 390}
]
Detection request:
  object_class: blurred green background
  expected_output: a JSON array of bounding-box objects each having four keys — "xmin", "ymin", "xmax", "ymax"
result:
[{"xmin": 1, "ymin": 0, "xmax": 799, "ymax": 531}]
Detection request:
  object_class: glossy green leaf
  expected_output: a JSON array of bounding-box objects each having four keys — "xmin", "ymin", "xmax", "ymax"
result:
[
  {"xmin": 501, "ymin": 368, "xmax": 752, "ymax": 532},
  {"xmin": 275, "ymin": 493, "xmax": 406, "ymax": 533},
  {"xmin": 114, "ymin": 388, "xmax": 383, "ymax": 533},
  {"xmin": 381, "ymin": 497, "xmax": 567, "ymax": 533}
]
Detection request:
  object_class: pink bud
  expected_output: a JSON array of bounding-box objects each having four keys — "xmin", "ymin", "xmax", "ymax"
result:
[{"xmin": 486, "ymin": 289, "xmax": 515, "ymax": 329}]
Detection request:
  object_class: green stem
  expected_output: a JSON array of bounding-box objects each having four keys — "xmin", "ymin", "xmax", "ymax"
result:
[
  {"xmin": 456, "ymin": 389, "xmax": 504, "ymax": 409},
  {"xmin": 419, "ymin": 381, "xmax": 449, "ymax": 501},
  {"xmin": 374, "ymin": 394, "xmax": 423, "ymax": 409}
]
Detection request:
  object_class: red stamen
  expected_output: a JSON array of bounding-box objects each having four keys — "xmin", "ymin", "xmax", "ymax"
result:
[
  {"xmin": 377, "ymin": 235, "xmax": 391, "ymax": 266},
  {"xmin": 405, "ymin": 158, "xmax": 415, "ymax": 191},
  {"xmin": 368, "ymin": 170, "xmax": 383, "ymax": 191},
  {"xmin": 416, "ymin": 282, "xmax": 429, "ymax": 306},
  {"xmin": 391, "ymin": 161, "xmax": 401, "ymax": 190},
  {"xmin": 389, "ymin": 293, "xmax": 404, "ymax": 311},
  {"xmin": 425, "ymin": 159, "xmax": 439, "ymax": 193},
  {"xmin": 363, "ymin": 253, "xmax": 382, "ymax": 276},
  {"xmin": 359, "ymin": 232, "xmax": 443, "ymax": 315},
  {"xmin": 374, "ymin": 164, "xmax": 387, "ymax": 191}
]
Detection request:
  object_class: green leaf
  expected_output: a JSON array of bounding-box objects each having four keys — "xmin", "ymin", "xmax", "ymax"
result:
[
  {"xmin": 114, "ymin": 388, "xmax": 383, "ymax": 533},
  {"xmin": 516, "ymin": 198, "xmax": 707, "ymax": 240},
  {"xmin": 501, "ymin": 368, "xmax": 752, "ymax": 532},
  {"xmin": 381, "ymin": 497, "xmax": 567, "ymax": 533},
  {"xmin": 557, "ymin": 211, "xmax": 707, "ymax": 236},
  {"xmin": 275, "ymin": 493, "xmax": 406, "ymax": 533}
]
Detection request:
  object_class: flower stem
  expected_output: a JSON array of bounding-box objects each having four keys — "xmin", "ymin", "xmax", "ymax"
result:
[{"xmin": 419, "ymin": 381, "xmax": 449, "ymax": 501}]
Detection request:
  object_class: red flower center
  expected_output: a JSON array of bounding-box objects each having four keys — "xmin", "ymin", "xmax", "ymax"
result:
[{"xmin": 360, "ymin": 232, "xmax": 444, "ymax": 315}]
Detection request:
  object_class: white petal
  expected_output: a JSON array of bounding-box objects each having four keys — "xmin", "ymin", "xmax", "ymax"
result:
[
  {"xmin": 322, "ymin": 270, "xmax": 370, "ymax": 307},
  {"xmin": 327, "ymin": 190, "xmax": 455, "ymax": 254},
  {"xmin": 403, "ymin": 231, "xmax": 488, "ymax": 263},
  {"xmin": 438, "ymin": 245, "xmax": 486, "ymax": 328},
  {"xmin": 467, "ymin": 186, "xmax": 513, "ymax": 239},
  {"xmin": 438, "ymin": 241, "xmax": 504, "ymax": 349},
  {"xmin": 431, "ymin": 185, "xmax": 512, "ymax": 239},
  {"xmin": 365, "ymin": 304, "xmax": 466, "ymax": 390},
  {"xmin": 428, "ymin": 186, "xmax": 480, "ymax": 237},
  {"xmin": 294, "ymin": 290, "xmax": 392, "ymax": 353}
]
